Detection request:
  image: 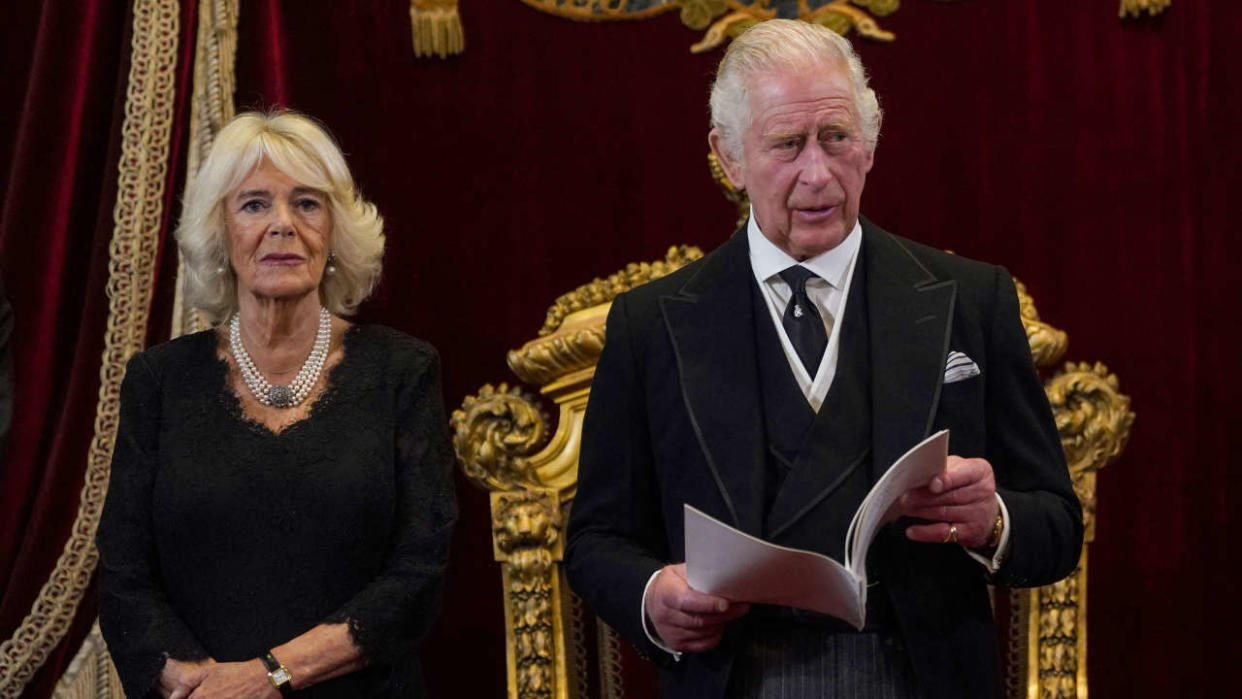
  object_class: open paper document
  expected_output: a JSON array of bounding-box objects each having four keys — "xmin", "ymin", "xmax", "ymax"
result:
[{"xmin": 684, "ymin": 430, "xmax": 949, "ymax": 629}]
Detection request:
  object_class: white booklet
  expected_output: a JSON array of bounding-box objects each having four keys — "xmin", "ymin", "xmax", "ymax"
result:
[{"xmin": 684, "ymin": 430, "xmax": 949, "ymax": 630}]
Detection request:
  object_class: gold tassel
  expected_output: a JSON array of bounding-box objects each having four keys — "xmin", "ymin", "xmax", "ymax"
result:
[
  {"xmin": 410, "ymin": 0, "xmax": 463, "ymax": 58},
  {"xmin": 1119, "ymin": 0, "xmax": 1171, "ymax": 18}
]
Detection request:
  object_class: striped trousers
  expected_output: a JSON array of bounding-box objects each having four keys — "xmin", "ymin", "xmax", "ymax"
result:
[{"xmin": 726, "ymin": 627, "xmax": 924, "ymax": 699}]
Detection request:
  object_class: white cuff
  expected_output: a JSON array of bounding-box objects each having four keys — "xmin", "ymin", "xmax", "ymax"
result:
[
  {"xmin": 640, "ymin": 569, "xmax": 682, "ymax": 662},
  {"xmin": 965, "ymin": 493, "xmax": 1011, "ymax": 573}
]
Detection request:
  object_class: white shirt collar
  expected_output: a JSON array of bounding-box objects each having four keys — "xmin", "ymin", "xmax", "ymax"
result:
[{"xmin": 746, "ymin": 204, "xmax": 862, "ymax": 288}]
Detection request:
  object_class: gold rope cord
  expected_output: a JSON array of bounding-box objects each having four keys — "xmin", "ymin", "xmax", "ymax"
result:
[
  {"xmin": 172, "ymin": 0, "xmax": 239, "ymax": 338},
  {"xmin": 0, "ymin": 1, "xmax": 180, "ymax": 695}
]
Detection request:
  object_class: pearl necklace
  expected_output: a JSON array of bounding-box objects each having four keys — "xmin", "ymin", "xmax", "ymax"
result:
[{"xmin": 229, "ymin": 307, "xmax": 332, "ymax": 408}]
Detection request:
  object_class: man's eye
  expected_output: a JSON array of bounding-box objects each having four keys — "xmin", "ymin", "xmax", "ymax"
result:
[{"xmin": 824, "ymin": 132, "xmax": 847, "ymax": 143}]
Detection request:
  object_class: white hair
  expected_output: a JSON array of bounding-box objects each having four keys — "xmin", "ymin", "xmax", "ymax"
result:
[
  {"xmin": 176, "ymin": 110, "xmax": 385, "ymax": 323},
  {"xmin": 709, "ymin": 19, "xmax": 882, "ymax": 162}
]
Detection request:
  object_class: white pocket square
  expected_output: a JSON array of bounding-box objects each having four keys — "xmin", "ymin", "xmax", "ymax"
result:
[{"xmin": 944, "ymin": 350, "xmax": 981, "ymax": 384}]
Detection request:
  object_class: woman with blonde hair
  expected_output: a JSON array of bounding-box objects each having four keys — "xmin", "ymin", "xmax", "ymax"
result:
[{"xmin": 98, "ymin": 111, "xmax": 455, "ymax": 698}]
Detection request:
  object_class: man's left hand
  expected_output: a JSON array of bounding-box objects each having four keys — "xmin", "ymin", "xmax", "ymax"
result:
[{"xmin": 900, "ymin": 455, "xmax": 999, "ymax": 550}]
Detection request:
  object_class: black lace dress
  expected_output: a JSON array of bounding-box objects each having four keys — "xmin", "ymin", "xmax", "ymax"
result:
[{"xmin": 97, "ymin": 325, "xmax": 456, "ymax": 698}]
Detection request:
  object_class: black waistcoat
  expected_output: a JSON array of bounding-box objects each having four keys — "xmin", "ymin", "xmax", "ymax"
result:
[{"xmin": 750, "ymin": 259, "xmax": 873, "ymax": 560}]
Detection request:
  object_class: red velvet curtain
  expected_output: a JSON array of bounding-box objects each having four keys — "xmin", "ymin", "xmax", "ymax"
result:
[
  {"xmin": 1, "ymin": 0, "xmax": 1238, "ymax": 697},
  {"xmin": 0, "ymin": 2, "xmax": 197, "ymax": 696}
]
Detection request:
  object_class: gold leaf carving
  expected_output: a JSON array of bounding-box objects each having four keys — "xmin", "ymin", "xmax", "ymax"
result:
[
  {"xmin": 508, "ymin": 326, "xmax": 606, "ymax": 388},
  {"xmin": 854, "ymin": 0, "xmax": 900, "ymax": 16},
  {"xmin": 452, "ymin": 383, "xmax": 550, "ymax": 492},
  {"xmin": 1014, "ymin": 277, "xmax": 1068, "ymax": 368},
  {"xmin": 537, "ymin": 246, "xmax": 703, "ymax": 337},
  {"xmin": 492, "ymin": 490, "xmax": 562, "ymax": 699},
  {"xmin": 1045, "ymin": 362, "xmax": 1134, "ymax": 541},
  {"xmin": 677, "ymin": 0, "xmax": 728, "ymax": 30},
  {"xmin": 1120, "ymin": 0, "xmax": 1170, "ymax": 18}
]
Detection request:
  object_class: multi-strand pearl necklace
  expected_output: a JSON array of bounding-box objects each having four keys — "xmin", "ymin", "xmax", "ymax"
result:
[{"xmin": 229, "ymin": 307, "xmax": 332, "ymax": 408}]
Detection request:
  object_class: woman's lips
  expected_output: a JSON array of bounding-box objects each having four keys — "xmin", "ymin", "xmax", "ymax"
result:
[{"xmin": 259, "ymin": 253, "xmax": 305, "ymax": 266}]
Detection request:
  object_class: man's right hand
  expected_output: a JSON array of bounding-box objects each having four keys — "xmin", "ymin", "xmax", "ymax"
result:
[{"xmin": 645, "ymin": 563, "xmax": 749, "ymax": 653}]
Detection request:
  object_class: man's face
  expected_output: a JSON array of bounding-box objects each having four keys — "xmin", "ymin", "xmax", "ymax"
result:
[{"xmin": 711, "ymin": 61, "xmax": 875, "ymax": 260}]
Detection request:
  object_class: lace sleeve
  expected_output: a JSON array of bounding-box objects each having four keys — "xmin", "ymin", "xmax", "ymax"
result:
[
  {"xmin": 97, "ymin": 354, "xmax": 209, "ymax": 698},
  {"xmin": 324, "ymin": 343, "xmax": 457, "ymax": 665}
]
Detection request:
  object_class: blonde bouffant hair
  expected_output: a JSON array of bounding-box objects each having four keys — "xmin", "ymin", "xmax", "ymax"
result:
[{"xmin": 176, "ymin": 110, "xmax": 384, "ymax": 323}]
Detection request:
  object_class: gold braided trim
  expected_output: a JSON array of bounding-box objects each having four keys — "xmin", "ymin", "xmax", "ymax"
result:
[
  {"xmin": 173, "ymin": 0, "xmax": 239, "ymax": 339},
  {"xmin": 0, "ymin": 1, "xmax": 179, "ymax": 694}
]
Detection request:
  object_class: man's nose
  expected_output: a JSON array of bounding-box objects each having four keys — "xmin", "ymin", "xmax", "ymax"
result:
[{"xmin": 797, "ymin": 144, "xmax": 832, "ymax": 188}]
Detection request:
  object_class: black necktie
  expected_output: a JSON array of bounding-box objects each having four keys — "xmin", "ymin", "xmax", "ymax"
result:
[{"xmin": 778, "ymin": 265, "xmax": 828, "ymax": 376}]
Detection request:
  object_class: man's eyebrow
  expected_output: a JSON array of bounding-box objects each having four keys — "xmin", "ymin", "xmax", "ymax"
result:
[{"xmin": 762, "ymin": 130, "xmax": 805, "ymax": 141}]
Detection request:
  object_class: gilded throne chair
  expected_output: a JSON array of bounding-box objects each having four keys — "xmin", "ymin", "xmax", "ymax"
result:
[{"xmin": 451, "ymin": 179, "xmax": 1134, "ymax": 699}]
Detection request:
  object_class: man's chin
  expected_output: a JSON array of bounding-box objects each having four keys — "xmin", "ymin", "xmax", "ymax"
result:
[{"xmin": 788, "ymin": 225, "xmax": 848, "ymax": 259}]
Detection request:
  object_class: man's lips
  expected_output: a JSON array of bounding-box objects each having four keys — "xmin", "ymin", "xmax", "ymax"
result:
[
  {"xmin": 793, "ymin": 205, "xmax": 837, "ymax": 222},
  {"xmin": 259, "ymin": 253, "xmax": 305, "ymax": 266}
]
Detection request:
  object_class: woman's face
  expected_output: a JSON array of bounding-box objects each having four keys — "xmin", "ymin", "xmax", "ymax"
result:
[{"xmin": 224, "ymin": 159, "xmax": 332, "ymax": 304}]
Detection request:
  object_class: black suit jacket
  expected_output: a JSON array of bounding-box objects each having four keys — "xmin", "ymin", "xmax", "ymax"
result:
[{"xmin": 565, "ymin": 218, "xmax": 1083, "ymax": 699}]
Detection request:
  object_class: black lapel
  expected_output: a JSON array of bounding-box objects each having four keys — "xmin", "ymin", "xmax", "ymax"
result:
[
  {"xmin": 659, "ymin": 230, "xmax": 766, "ymax": 535},
  {"xmin": 864, "ymin": 218, "xmax": 957, "ymax": 478}
]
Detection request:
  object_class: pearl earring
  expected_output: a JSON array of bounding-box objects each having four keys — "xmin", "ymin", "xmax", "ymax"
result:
[{"xmin": 326, "ymin": 253, "xmax": 337, "ymax": 276}]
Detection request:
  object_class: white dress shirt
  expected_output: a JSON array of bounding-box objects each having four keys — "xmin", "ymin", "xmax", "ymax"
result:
[
  {"xmin": 746, "ymin": 211, "xmax": 862, "ymax": 412},
  {"xmin": 640, "ymin": 210, "xmax": 1010, "ymax": 658}
]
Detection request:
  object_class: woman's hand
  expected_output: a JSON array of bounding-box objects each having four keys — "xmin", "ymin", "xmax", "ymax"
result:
[
  {"xmin": 186, "ymin": 659, "xmax": 278, "ymax": 698},
  {"xmin": 158, "ymin": 658, "xmax": 215, "ymax": 699}
]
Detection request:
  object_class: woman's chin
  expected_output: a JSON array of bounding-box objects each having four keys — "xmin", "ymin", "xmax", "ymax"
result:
[{"xmin": 242, "ymin": 281, "xmax": 321, "ymax": 304}]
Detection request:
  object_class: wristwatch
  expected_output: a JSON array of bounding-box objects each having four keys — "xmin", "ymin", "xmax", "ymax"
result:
[{"xmin": 260, "ymin": 651, "xmax": 294, "ymax": 696}]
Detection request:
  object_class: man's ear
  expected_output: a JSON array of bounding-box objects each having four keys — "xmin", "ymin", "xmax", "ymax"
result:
[{"xmin": 709, "ymin": 129, "xmax": 745, "ymax": 191}]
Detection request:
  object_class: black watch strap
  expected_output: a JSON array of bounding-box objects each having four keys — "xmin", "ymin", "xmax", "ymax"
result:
[{"xmin": 260, "ymin": 651, "xmax": 294, "ymax": 697}]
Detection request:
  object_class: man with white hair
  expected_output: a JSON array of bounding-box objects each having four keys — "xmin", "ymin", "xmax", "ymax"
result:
[{"xmin": 566, "ymin": 19, "xmax": 1082, "ymax": 699}]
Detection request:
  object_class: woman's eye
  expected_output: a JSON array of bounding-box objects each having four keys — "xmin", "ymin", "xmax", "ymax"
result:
[
  {"xmin": 296, "ymin": 198, "xmax": 322, "ymax": 212},
  {"xmin": 240, "ymin": 199, "xmax": 265, "ymax": 213}
]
